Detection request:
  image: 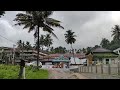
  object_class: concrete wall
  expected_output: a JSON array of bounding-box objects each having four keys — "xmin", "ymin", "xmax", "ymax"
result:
[{"xmin": 79, "ymin": 63, "xmax": 120, "ymax": 75}]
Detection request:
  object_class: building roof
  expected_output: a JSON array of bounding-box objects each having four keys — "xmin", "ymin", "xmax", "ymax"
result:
[
  {"xmin": 52, "ymin": 55, "xmax": 70, "ymax": 62},
  {"xmin": 44, "ymin": 53, "xmax": 86, "ymax": 59},
  {"xmin": 113, "ymin": 47, "xmax": 120, "ymax": 52},
  {"xmin": 92, "ymin": 47, "xmax": 112, "ymax": 53},
  {"xmin": 93, "ymin": 52, "xmax": 119, "ymax": 58}
]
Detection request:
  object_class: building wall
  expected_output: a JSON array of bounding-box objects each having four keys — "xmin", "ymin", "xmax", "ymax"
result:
[{"xmin": 97, "ymin": 58, "xmax": 118, "ymax": 64}]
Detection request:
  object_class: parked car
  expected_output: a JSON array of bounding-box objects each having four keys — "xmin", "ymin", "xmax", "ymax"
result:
[{"xmin": 26, "ymin": 61, "xmax": 42, "ymax": 68}]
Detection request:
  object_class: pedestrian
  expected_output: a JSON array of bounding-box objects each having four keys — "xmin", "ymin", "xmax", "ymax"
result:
[{"xmin": 18, "ymin": 59, "xmax": 25, "ymax": 79}]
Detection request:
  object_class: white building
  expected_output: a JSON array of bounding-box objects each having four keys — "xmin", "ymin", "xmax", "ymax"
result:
[
  {"xmin": 113, "ymin": 48, "xmax": 120, "ymax": 55},
  {"xmin": 86, "ymin": 47, "xmax": 119, "ymax": 65}
]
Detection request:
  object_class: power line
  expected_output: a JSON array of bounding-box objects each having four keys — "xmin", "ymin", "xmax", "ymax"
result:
[{"xmin": 0, "ymin": 34, "xmax": 17, "ymax": 45}]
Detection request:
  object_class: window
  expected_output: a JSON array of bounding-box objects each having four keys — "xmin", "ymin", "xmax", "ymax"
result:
[{"xmin": 106, "ymin": 59, "xmax": 109, "ymax": 64}]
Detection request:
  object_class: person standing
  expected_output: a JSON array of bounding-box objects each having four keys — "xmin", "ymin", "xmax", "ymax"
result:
[{"xmin": 18, "ymin": 59, "xmax": 25, "ymax": 79}]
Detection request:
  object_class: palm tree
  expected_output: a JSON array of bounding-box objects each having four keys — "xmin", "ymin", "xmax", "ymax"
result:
[
  {"xmin": 17, "ymin": 40, "xmax": 23, "ymax": 49},
  {"xmin": 64, "ymin": 30, "xmax": 76, "ymax": 64},
  {"xmin": 44, "ymin": 34, "xmax": 53, "ymax": 60},
  {"xmin": 25, "ymin": 41, "xmax": 32, "ymax": 51},
  {"xmin": 0, "ymin": 11, "xmax": 5, "ymax": 18},
  {"xmin": 112, "ymin": 25, "xmax": 120, "ymax": 41},
  {"xmin": 39, "ymin": 35, "xmax": 45, "ymax": 51},
  {"xmin": 14, "ymin": 11, "xmax": 64, "ymax": 67}
]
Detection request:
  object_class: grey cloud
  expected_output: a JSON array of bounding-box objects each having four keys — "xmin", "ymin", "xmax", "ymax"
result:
[{"xmin": 0, "ymin": 11, "xmax": 120, "ymax": 50}]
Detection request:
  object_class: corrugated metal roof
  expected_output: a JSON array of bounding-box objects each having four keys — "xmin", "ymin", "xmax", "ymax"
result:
[
  {"xmin": 92, "ymin": 47, "xmax": 112, "ymax": 53},
  {"xmin": 44, "ymin": 53, "xmax": 86, "ymax": 59}
]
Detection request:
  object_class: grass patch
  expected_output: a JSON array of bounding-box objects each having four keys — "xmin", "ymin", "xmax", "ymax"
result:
[{"xmin": 0, "ymin": 64, "xmax": 48, "ymax": 79}]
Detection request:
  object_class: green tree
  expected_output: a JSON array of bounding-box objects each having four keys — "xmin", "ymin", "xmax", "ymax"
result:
[
  {"xmin": 44, "ymin": 34, "xmax": 53, "ymax": 52},
  {"xmin": 100, "ymin": 38, "xmax": 110, "ymax": 49},
  {"xmin": 64, "ymin": 30, "xmax": 76, "ymax": 64},
  {"xmin": 14, "ymin": 11, "xmax": 64, "ymax": 67},
  {"xmin": 0, "ymin": 11, "xmax": 5, "ymax": 18},
  {"xmin": 82, "ymin": 48, "xmax": 86, "ymax": 53},
  {"xmin": 86, "ymin": 47, "xmax": 92, "ymax": 53},
  {"xmin": 111, "ymin": 25, "xmax": 120, "ymax": 41},
  {"xmin": 25, "ymin": 41, "xmax": 32, "ymax": 51},
  {"xmin": 39, "ymin": 35, "xmax": 45, "ymax": 51},
  {"xmin": 44, "ymin": 34, "xmax": 53, "ymax": 60}
]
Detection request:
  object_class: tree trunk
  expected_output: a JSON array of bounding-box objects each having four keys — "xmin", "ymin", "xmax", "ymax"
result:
[
  {"xmin": 37, "ymin": 26, "xmax": 40, "ymax": 68},
  {"xmin": 71, "ymin": 44, "xmax": 76, "ymax": 64}
]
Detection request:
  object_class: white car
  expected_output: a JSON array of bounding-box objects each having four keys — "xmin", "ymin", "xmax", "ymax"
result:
[{"xmin": 26, "ymin": 61, "xmax": 42, "ymax": 67}]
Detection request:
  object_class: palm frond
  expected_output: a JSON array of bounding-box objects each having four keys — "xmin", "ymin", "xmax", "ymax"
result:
[
  {"xmin": 45, "ymin": 18, "xmax": 64, "ymax": 29},
  {"xmin": 43, "ymin": 24, "xmax": 58, "ymax": 39}
]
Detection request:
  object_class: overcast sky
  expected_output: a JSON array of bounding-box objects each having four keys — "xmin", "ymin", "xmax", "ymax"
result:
[{"xmin": 0, "ymin": 11, "xmax": 120, "ymax": 49}]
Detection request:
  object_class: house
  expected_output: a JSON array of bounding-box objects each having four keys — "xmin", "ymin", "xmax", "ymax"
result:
[
  {"xmin": 86, "ymin": 47, "xmax": 119, "ymax": 65},
  {"xmin": 15, "ymin": 49, "xmax": 47, "ymax": 61},
  {"xmin": 113, "ymin": 48, "xmax": 120, "ymax": 55}
]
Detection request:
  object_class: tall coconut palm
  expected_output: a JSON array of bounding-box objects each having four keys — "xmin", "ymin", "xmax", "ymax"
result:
[
  {"xmin": 39, "ymin": 35, "xmax": 45, "ymax": 51},
  {"xmin": 64, "ymin": 30, "xmax": 76, "ymax": 64},
  {"xmin": 14, "ymin": 11, "xmax": 64, "ymax": 67},
  {"xmin": 34, "ymin": 35, "xmax": 45, "ymax": 52},
  {"xmin": 44, "ymin": 34, "xmax": 53, "ymax": 60},
  {"xmin": 112, "ymin": 25, "xmax": 120, "ymax": 41}
]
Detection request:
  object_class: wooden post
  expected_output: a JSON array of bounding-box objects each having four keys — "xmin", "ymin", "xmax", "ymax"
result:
[
  {"xmin": 88, "ymin": 66, "xmax": 89, "ymax": 72},
  {"xmin": 23, "ymin": 67, "xmax": 25, "ymax": 79},
  {"xmin": 85, "ymin": 66, "xmax": 86, "ymax": 72},
  {"xmin": 78, "ymin": 65, "xmax": 80, "ymax": 72},
  {"xmin": 91, "ymin": 65, "xmax": 92, "ymax": 73},
  {"xmin": 81, "ymin": 66, "xmax": 83, "ymax": 72},
  {"xmin": 96, "ymin": 65, "xmax": 97, "ymax": 73}
]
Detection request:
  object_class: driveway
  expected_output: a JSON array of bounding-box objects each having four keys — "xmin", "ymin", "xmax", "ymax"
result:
[{"xmin": 48, "ymin": 68, "xmax": 88, "ymax": 79}]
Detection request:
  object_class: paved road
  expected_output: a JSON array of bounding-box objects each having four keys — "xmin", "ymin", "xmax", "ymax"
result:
[{"xmin": 48, "ymin": 68, "xmax": 88, "ymax": 79}]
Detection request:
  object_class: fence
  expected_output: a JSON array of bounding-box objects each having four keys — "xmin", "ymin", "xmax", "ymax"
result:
[{"xmin": 78, "ymin": 61, "xmax": 120, "ymax": 75}]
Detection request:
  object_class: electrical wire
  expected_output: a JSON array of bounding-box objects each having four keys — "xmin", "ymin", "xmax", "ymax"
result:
[{"xmin": 0, "ymin": 34, "xmax": 17, "ymax": 45}]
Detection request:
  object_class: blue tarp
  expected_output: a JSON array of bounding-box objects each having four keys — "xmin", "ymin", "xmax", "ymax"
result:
[{"xmin": 52, "ymin": 55, "xmax": 70, "ymax": 62}]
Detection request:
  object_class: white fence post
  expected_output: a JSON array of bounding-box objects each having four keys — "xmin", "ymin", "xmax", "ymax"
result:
[
  {"xmin": 108, "ymin": 64, "xmax": 111, "ymax": 75},
  {"xmin": 96, "ymin": 65, "xmax": 97, "ymax": 73},
  {"xmin": 91, "ymin": 65, "xmax": 92, "ymax": 73},
  {"xmin": 101, "ymin": 63, "xmax": 103, "ymax": 74},
  {"xmin": 88, "ymin": 66, "xmax": 89, "ymax": 72},
  {"xmin": 23, "ymin": 67, "xmax": 25, "ymax": 79},
  {"xmin": 118, "ymin": 61, "xmax": 120, "ymax": 75}
]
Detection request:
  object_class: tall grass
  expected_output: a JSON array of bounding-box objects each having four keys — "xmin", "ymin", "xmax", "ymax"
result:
[{"xmin": 0, "ymin": 64, "xmax": 48, "ymax": 79}]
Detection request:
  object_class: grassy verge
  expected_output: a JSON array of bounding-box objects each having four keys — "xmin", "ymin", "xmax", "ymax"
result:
[{"xmin": 0, "ymin": 64, "xmax": 48, "ymax": 79}]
